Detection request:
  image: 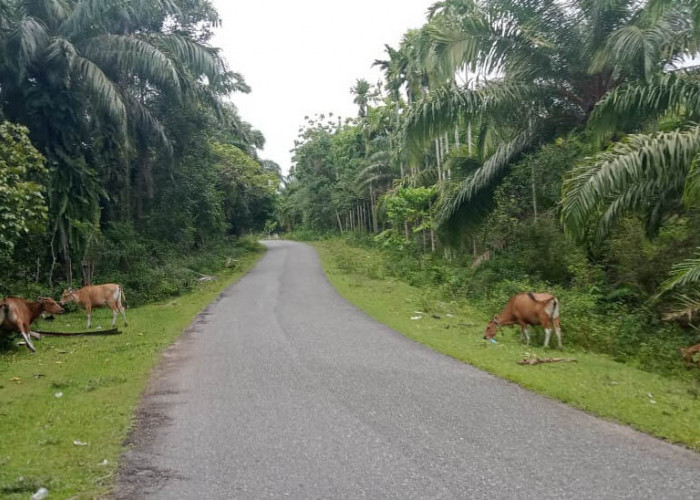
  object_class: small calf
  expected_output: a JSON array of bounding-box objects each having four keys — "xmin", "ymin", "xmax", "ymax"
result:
[
  {"xmin": 484, "ymin": 292, "xmax": 562, "ymax": 349},
  {"xmin": 0, "ymin": 297, "xmax": 65, "ymax": 351},
  {"xmin": 61, "ymin": 284, "xmax": 127, "ymax": 329}
]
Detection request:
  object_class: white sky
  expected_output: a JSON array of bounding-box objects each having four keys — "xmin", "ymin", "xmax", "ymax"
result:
[{"xmin": 211, "ymin": 0, "xmax": 435, "ymax": 175}]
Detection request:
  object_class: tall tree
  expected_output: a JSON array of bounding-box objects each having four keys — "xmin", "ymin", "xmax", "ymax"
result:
[
  {"xmin": 0, "ymin": 0, "xmax": 241, "ymax": 267},
  {"xmin": 405, "ymin": 0, "xmax": 697, "ymax": 224}
]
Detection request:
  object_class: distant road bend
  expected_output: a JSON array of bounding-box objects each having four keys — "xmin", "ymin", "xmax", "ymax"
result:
[{"xmin": 117, "ymin": 240, "xmax": 700, "ymax": 499}]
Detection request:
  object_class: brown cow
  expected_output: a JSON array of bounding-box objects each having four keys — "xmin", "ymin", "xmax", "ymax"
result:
[
  {"xmin": 61, "ymin": 284, "xmax": 127, "ymax": 329},
  {"xmin": 0, "ymin": 297, "xmax": 65, "ymax": 351},
  {"xmin": 680, "ymin": 343, "xmax": 700, "ymax": 368},
  {"xmin": 484, "ymin": 292, "xmax": 562, "ymax": 349}
]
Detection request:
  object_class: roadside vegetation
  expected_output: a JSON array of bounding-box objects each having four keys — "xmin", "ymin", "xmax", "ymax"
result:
[
  {"xmin": 279, "ymin": 0, "xmax": 700, "ymax": 378},
  {"xmin": 0, "ymin": 0, "xmax": 279, "ymax": 304},
  {"xmin": 0, "ymin": 246, "xmax": 263, "ymax": 499},
  {"xmin": 315, "ymin": 239, "xmax": 700, "ymax": 450}
]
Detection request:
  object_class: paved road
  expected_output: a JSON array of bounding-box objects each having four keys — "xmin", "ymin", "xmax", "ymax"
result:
[{"xmin": 117, "ymin": 240, "xmax": 700, "ymax": 499}]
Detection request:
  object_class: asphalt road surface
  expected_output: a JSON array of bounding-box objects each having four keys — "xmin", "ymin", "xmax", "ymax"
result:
[{"xmin": 116, "ymin": 240, "xmax": 700, "ymax": 499}]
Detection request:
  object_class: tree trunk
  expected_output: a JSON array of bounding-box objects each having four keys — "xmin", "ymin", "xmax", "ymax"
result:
[
  {"xmin": 370, "ymin": 183, "xmax": 378, "ymax": 233},
  {"xmin": 135, "ymin": 147, "xmax": 153, "ymax": 220},
  {"xmin": 435, "ymin": 138, "xmax": 442, "ymax": 181},
  {"xmin": 359, "ymin": 204, "xmax": 363, "ymax": 233},
  {"xmin": 429, "ymin": 201, "xmax": 436, "ymax": 252},
  {"xmin": 467, "ymin": 121, "xmax": 473, "ymax": 155},
  {"xmin": 444, "ymin": 133, "xmax": 450, "ymax": 179},
  {"xmin": 81, "ymin": 260, "xmax": 94, "ymax": 286},
  {"xmin": 531, "ymin": 162, "xmax": 538, "ymax": 221},
  {"xmin": 335, "ymin": 209, "xmax": 344, "ymax": 234}
]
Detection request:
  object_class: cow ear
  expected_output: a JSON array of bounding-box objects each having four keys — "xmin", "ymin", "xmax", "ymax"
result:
[{"xmin": 493, "ymin": 315, "xmax": 498, "ymax": 321}]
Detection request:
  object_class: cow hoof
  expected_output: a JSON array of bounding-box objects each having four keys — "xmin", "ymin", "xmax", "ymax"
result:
[{"xmin": 489, "ymin": 338, "xmax": 498, "ymax": 344}]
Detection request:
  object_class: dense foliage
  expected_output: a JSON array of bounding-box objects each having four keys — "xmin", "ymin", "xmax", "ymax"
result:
[
  {"xmin": 0, "ymin": 0, "xmax": 279, "ymax": 304},
  {"xmin": 280, "ymin": 0, "xmax": 700, "ymax": 372}
]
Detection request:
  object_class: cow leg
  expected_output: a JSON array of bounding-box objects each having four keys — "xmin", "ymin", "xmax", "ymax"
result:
[
  {"xmin": 544, "ymin": 329, "xmax": 552, "ymax": 348},
  {"xmin": 542, "ymin": 316, "xmax": 552, "ymax": 348},
  {"xmin": 19, "ymin": 329, "xmax": 36, "ymax": 352},
  {"xmin": 119, "ymin": 304, "xmax": 128, "ymax": 326},
  {"xmin": 554, "ymin": 317, "xmax": 563, "ymax": 350},
  {"xmin": 86, "ymin": 305, "xmax": 92, "ymax": 329},
  {"xmin": 111, "ymin": 308, "xmax": 117, "ymax": 328},
  {"xmin": 30, "ymin": 331, "xmax": 42, "ymax": 340},
  {"xmin": 523, "ymin": 326, "xmax": 531, "ymax": 345}
]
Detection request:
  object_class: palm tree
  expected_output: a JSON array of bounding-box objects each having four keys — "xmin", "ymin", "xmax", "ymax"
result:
[
  {"xmin": 0, "ymin": 0, "xmax": 239, "ymax": 264},
  {"xmin": 350, "ymin": 79, "xmax": 373, "ymax": 118},
  {"xmin": 403, "ymin": 0, "xmax": 697, "ymax": 224}
]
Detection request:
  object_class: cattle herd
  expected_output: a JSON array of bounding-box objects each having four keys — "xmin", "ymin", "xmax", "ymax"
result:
[
  {"xmin": 1, "ymin": 285, "xmax": 699, "ymax": 368},
  {"xmin": 0, "ymin": 283, "xmax": 127, "ymax": 352}
]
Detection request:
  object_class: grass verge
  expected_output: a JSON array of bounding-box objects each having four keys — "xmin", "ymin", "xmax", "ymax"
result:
[
  {"xmin": 314, "ymin": 239, "xmax": 700, "ymax": 451},
  {"xmin": 0, "ymin": 248, "xmax": 264, "ymax": 499}
]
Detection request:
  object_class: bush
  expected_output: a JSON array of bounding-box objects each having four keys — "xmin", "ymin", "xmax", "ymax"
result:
[{"xmin": 0, "ymin": 226, "xmax": 263, "ymax": 308}]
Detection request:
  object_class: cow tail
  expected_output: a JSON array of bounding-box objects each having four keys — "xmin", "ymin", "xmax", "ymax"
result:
[
  {"xmin": 550, "ymin": 298, "xmax": 559, "ymax": 320},
  {"xmin": 120, "ymin": 287, "xmax": 128, "ymax": 310}
]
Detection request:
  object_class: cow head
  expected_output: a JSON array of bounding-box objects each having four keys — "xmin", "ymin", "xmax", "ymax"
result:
[
  {"xmin": 37, "ymin": 297, "xmax": 65, "ymax": 314},
  {"xmin": 60, "ymin": 289, "xmax": 76, "ymax": 305},
  {"xmin": 483, "ymin": 315, "xmax": 500, "ymax": 340}
]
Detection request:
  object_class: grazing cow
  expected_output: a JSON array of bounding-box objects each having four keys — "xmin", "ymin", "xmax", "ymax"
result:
[
  {"xmin": 0, "ymin": 297, "xmax": 65, "ymax": 352},
  {"xmin": 61, "ymin": 284, "xmax": 127, "ymax": 329},
  {"xmin": 680, "ymin": 343, "xmax": 700, "ymax": 368},
  {"xmin": 484, "ymin": 292, "xmax": 562, "ymax": 349}
]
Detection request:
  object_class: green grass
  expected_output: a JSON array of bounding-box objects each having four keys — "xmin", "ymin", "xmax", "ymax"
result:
[
  {"xmin": 314, "ymin": 239, "xmax": 700, "ymax": 452},
  {"xmin": 0, "ymin": 249, "xmax": 264, "ymax": 499}
]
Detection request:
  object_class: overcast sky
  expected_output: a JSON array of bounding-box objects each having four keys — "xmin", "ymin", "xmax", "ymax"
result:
[{"xmin": 210, "ymin": 0, "xmax": 435, "ymax": 175}]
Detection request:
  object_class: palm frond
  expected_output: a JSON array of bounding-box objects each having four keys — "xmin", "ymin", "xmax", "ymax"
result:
[
  {"xmin": 682, "ymin": 153, "xmax": 700, "ymax": 206},
  {"xmin": 6, "ymin": 16, "xmax": 49, "ymax": 79},
  {"xmin": 589, "ymin": 22, "xmax": 673, "ymax": 80},
  {"xmin": 24, "ymin": 0, "xmax": 71, "ymax": 27},
  {"xmin": 122, "ymin": 92, "xmax": 172, "ymax": 155},
  {"xmin": 145, "ymin": 33, "xmax": 225, "ymax": 85},
  {"xmin": 588, "ymin": 73, "xmax": 700, "ymax": 145},
  {"xmin": 562, "ymin": 125, "xmax": 700, "ymax": 242},
  {"xmin": 436, "ymin": 122, "xmax": 541, "ymax": 223},
  {"xmin": 72, "ymin": 55, "xmax": 127, "ymax": 135},
  {"xmin": 59, "ymin": 0, "xmax": 179, "ymax": 39},
  {"xmin": 405, "ymin": 80, "xmax": 544, "ymax": 142},
  {"xmin": 81, "ymin": 35, "xmax": 182, "ymax": 94},
  {"xmin": 661, "ymin": 248, "xmax": 700, "ymax": 293},
  {"xmin": 661, "ymin": 290, "xmax": 700, "ymax": 322}
]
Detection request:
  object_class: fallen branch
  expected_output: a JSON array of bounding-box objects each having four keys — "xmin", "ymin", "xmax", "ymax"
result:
[
  {"xmin": 518, "ymin": 357, "xmax": 577, "ymax": 366},
  {"xmin": 34, "ymin": 328, "xmax": 122, "ymax": 337}
]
